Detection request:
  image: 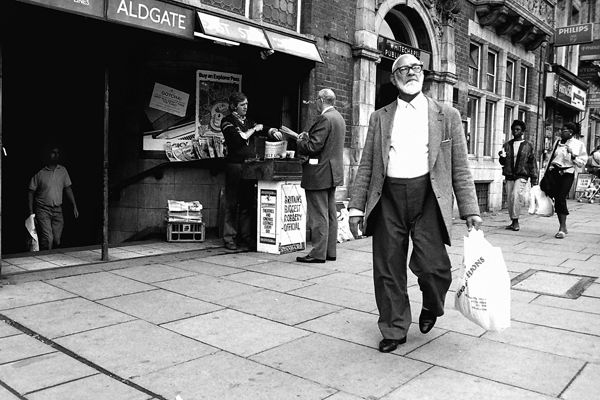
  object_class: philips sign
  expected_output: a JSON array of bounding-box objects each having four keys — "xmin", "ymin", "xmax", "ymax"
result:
[{"xmin": 554, "ymin": 23, "xmax": 594, "ymax": 47}]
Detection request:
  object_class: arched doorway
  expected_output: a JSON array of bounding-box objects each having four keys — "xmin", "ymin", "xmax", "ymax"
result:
[{"xmin": 375, "ymin": 5, "xmax": 433, "ymax": 109}]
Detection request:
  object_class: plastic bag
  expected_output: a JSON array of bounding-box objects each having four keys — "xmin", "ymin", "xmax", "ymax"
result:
[
  {"xmin": 336, "ymin": 208, "xmax": 354, "ymax": 243},
  {"xmin": 528, "ymin": 185, "xmax": 554, "ymax": 217},
  {"xmin": 25, "ymin": 214, "xmax": 39, "ymax": 252},
  {"xmin": 455, "ymin": 229, "xmax": 510, "ymax": 331}
]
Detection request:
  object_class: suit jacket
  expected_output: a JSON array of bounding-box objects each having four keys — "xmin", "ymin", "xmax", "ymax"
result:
[
  {"xmin": 296, "ymin": 107, "xmax": 346, "ymax": 190},
  {"xmin": 348, "ymin": 96, "xmax": 480, "ymax": 245}
]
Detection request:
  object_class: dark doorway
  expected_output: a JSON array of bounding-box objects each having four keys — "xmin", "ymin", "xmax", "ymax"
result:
[{"xmin": 1, "ymin": 2, "xmax": 105, "ymax": 254}]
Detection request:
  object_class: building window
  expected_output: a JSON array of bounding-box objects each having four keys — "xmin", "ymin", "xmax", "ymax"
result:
[
  {"xmin": 484, "ymin": 101, "xmax": 495, "ymax": 156},
  {"xmin": 519, "ymin": 66, "xmax": 528, "ymax": 102},
  {"xmin": 467, "ymin": 96, "xmax": 479, "ymax": 154},
  {"xmin": 487, "ymin": 51, "xmax": 497, "ymax": 93},
  {"xmin": 201, "ymin": 0, "xmax": 246, "ymax": 16},
  {"xmin": 469, "ymin": 43, "xmax": 480, "ymax": 87},
  {"xmin": 506, "ymin": 60, "xmax": 514, "ymax": 99},
  {"xmin": 504, "ymin": 106, "xmax": 513, "ymax": 143},
  {"xmin": 263, "ymin": 0, "xmax": 298, "ymax": 30},
  {"xmin": 518, "ymin": 109, "xmax": 526, "ymax": 123}
]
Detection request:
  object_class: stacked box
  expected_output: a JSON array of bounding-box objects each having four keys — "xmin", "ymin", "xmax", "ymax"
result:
[{"xmin": 167, "ymin": 222, "xmax": 205, "ymax": 242}]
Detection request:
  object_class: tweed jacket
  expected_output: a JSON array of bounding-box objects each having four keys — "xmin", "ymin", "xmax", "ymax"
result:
[
  {"xmin": 499, "ymin": 139, "xmax": 538, "ymax": 185},
  {"xmin": 348, "ymin": 96, "xmax": 480, "ymax": 245},
  {"xmin": 296, "ymin": 107, "xmax": 346, "ymax": 190}
]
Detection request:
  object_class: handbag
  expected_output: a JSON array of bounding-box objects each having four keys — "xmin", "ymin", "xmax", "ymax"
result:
[
  {"xmin": 540, "ymin": 140, "xmax": 560, "ymax": 197},
  {"xmin": 455, "ymin": 229, "xmax": 511, "ymax": 332}
]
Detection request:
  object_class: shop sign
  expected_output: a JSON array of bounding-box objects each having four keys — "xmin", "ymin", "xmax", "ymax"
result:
[
  {"xmin": 554, "ymin": 23, "xmax": 593, "ymax": 47},
  {"xmin": 545, "ymin": 73, "xmax": 586, "ymax": 111},
  {"xmin": 378, "ymin": 37, "xmax": 432, "ymax": 70},
  {"xmin": 578, "ymin": 63, "xmax": 600, "ymax": 82},
  {"xmin": 107, "ymin": 0, "xmax": 194, "ymax": 39},
  {"xmin": 580, "ymin": 39, "xmax": 600, "ymax": 61},
  {"xmin": 197, "ymin": 12, "xmax": 271, "ymax": 49},
  {"xmin": 589, "ymin": 93, "xmax": 600, "ymax": 108},
  {"xmin": 16, "ymin": 0, "xmax": 106, "ymax": 18}
]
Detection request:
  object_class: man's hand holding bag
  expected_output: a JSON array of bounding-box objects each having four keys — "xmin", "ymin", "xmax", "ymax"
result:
[{"xmin": 455, "ymin": 229, "xmax": 511, "ymax": 332}]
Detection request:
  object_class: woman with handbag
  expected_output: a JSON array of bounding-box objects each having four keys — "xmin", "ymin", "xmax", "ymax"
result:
[{"xmin": 541, "ymin": 122, "xmax": 588, "ymax": 239}]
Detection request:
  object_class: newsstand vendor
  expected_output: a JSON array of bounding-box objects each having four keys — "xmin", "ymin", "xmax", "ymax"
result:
[{"xmin": 220, "ymin": 91, "xmax": 282, "ymax": 251}]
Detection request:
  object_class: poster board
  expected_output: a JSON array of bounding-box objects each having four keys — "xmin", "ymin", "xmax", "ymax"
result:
[
  {"xmin": 196, "ymin": 70, "xmax": 242, "ymax": 137},
  {"xmin": 575, "ymin": 173, "xmax": 594, "ymax": 191}
]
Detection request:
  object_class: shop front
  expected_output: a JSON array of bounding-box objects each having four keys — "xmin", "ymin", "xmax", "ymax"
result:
[{"xmin": 0, "ymin": 0, "xmax": 321, "ymax": 260}]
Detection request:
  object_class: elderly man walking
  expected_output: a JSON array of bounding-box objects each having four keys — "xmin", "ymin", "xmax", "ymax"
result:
[{"xmin": 348, "ymin": 54, "xmax": 482, "ymax": 353}]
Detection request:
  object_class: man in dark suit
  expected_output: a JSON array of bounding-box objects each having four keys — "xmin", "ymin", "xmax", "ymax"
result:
[
  {"xmin": 282, "ymin": 89, "xmax": 346, "ymax": 263},
  {"xmin": 348, "ymin": 54, "xmax": 482, "ymax": 352}
]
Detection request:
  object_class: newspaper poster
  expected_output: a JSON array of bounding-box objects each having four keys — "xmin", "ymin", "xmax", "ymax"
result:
[
  {"xmin": 196, "ymin": 70, "xmax": 242, "ymax": 137},
  {"xmin": 149, "ymin": 83, "xmax": 189, "ymax": 117}
]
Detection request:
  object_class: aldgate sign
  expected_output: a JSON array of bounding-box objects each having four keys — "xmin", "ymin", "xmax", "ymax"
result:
[
  {"xmin": 554, "ymin": 23, "xmax": 593, "ymax": 47},
  {"xmin": 17, "ymin": 0, "xmax": 195, "ymax": 39},
  {"xmin": 107, "ymin": 0, "xmax": 194, "ymax": 39}
]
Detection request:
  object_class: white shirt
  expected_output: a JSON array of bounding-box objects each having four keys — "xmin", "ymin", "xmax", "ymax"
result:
[
  {"xmin": 512, "ymin": 140, "xmax": 523, "ymax": 167},
  {"xmin": 387, "ymin": 93, "xmax": 429, "ymax": 178},
  {"xmin": 321, "ymin": 105, "xmax": 334, "ymax": 115}
]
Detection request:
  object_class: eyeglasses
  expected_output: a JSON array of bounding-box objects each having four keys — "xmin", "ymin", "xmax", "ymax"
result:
[{"xmin": 393, "ymin": 64, "xmax": 424, "ymax": 75}]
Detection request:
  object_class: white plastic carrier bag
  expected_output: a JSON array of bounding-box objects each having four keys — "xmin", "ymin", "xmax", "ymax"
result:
[
  {"xmin": 528, "ymin": 185, "xmax": 554, "ymax": 217},
  {"xmin": 25, "ymin": 214, "xmax": 39, "ymax": 252},
  {"xmin": 455, "ymin": 229, "xmax": 510, "ymax": 331}
]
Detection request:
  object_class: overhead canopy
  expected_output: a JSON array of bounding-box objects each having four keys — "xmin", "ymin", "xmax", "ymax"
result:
[{"xmin": 196, "ymin": 11, "xmax": 322, "ymax": 63}]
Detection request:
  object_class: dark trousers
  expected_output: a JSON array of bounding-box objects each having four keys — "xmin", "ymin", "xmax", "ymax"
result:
[
  {"xmin": 35, "ymin": 204, "xmax": 64, "ymax": 250},
  {"xmin": 224, "ymin": 163, "xmax": 257, "ymax": 245},
  {"xmin": 373, "ymin": 175, "xmax": 451, "ymax": 340},
  {"xmin": 306, "ymin": 187, "xmax": 337, "ymax": 260},
  {"xmin": 548, "ymin": 168, "xmax": 575, "ymax": 215}
]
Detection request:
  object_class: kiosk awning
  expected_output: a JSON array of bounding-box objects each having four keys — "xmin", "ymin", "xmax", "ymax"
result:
[
  {"xmin": 264, "ymin": 30, "xmax": 323, "ymax": 63},
  {"xmin": 196, "ymin": 11, "xmax": 322, "ymax": 63}
]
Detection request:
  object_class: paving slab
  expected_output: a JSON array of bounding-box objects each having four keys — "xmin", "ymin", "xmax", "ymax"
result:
[
  {"xmin": 45, "ymin": 271, "xmax": 155, "ymax": 300},
  {"xmin": 163, "ymin": 309, "xmax": 310, "ymax": 356},
  {"xmin": 407, "ymin": 332, "xmax": 584, "ymax": 397},
  {"xmin": 98, "ymin": 289, "xmax": 223, "ymax": 324},
  {"xmin": 220, "ymin": 289, "xmax": 342, "ymax": 325},
  {"xmin": 511, "ymin": 301, "xmax": 600, "ymax": 335},
  {"xmin": 250, "ymin": 333, "xmax": 431, "ymax": 398},
  {"xmin": 561, "ymin": 362, "xmax": 600, "ymax": 400},
  {"xmin": 133, "ymin": 351, "xmax": 337, "ymax": 400},
  {"xmin": 289, "ymin": 282, "xmax": 377, "ymax": 312},
  {"xmin": 2, "ymin": 297, "xmax": 135, "ymax": 339},
  {"xmin": 241, "ymin": 260, "xmax": 334, "ymax": 280},
  {"xmin": 154, "ymin": 274, "xmax": 262, "ymax": 302},
  {"xmin": 163, "ymin": 259, "xmax": 243, "ymax": 276},
  {"xmin": 223, "ymin": 270, "xmax": 312, "ymax": 292},
  {"xmin": 0, "ymin": 352, "xmax": 97, "ymax": 395},
  {"xmin": 531, "ymin": 292, "xmax": 600, "ymax": 314},
  {"xmin": 484, "ymin": 320, "xmax": 600, "ymax": 363},
  {"xmin": 201, "ymin": 253, "xmax": 273, "ymax": 268},
  {"xmin": 55, "ymin": 320, "xmax": 218, "ymax": 380},
  {"xmin": 0, "ymin": 281, "xmax": 75, "ymax": 310},
  {"xmin": 583, "ymin": 283, "xmax": 600, "ymax": 298},
  {"xmin": 27, "ymin": 374, "xmax": 153, "ymax": 400},
  {"xmin": 0, "ymin": 334, "xmax": 56, "ymax": 364},
  {"xmin": 307, "ymin": 272, "xmax": 375, "ymax": 295},
  {"xmin": 0, "ymin": 385, "xmax": 20, "ymax": 399},
  {"xmin": 380, "ymin": 365, "xmax": 556, "ymax": 400},
  {"xmin": 0, "ymin": 321, "xmax": 20, "ymax": 338},
  {"xmin": 109, "ymin": 264, "xmax": 197, "ymax": 283}
]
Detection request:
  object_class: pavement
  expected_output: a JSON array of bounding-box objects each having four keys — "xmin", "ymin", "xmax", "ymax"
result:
[{"xmin": 0, "ymin": 199, "xmax": 599, "ymax": 400}]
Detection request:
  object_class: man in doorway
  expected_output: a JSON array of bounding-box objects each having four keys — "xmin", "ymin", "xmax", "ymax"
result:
[
  {"xmin": 498, "ymin": 120, "xmax": 538, "ymax": 231},
  {"xmin": 282, "ymin": 88, "xmax": 346, "ymax": 263},
  {"xmin": 348, "ymin": 54, "xmax": 482, "ymax": 352},
  {"xmin": 28, "ymin": 144, "xmax": 79, "ymax": 250}
]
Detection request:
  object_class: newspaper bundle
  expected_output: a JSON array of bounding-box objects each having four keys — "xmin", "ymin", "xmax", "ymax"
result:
[{"xmin": 166, "ymin": 200, "xmax": 203, "ymax": 223}]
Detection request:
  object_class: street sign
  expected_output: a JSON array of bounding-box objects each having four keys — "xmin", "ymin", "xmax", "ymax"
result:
[
  {"xmin": 554, "ymin": 23, "xmax": 594, "ymax": 47},
  {"xmin": 580, "ymin": 39, "xmax": 600, "ymax": 61}
]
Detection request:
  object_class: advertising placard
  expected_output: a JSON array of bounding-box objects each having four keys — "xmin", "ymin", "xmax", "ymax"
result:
[
  {"xmin": 554, "ymin": 23, "xmax": 593, "ymax": 47},
  {"xmin": 196, "ymin": 70, "xmax": 242, "ymax": 137},
  {"xmin": 149, "ymin": 83, "xmax": 189, "ymax": 117},
  {"xmin": 576, "ymin": 173, "xmax": 593, "ymax": 192}
]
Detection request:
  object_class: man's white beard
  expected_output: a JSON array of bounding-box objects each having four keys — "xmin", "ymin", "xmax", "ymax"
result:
[{"xmin": 400, "ymin": 80, "xmax": 423, "ymax": 96}]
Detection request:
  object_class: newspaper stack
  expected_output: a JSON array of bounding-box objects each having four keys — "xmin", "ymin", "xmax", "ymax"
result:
[{"xmin": 166, "ymin": 200, "xmax": 203, "ymax": 223}]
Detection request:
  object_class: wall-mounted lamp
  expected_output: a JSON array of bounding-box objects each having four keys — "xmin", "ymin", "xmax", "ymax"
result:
[{"xmin": 194, "ymin": 32, "xmax": 239, "ymax": 47}]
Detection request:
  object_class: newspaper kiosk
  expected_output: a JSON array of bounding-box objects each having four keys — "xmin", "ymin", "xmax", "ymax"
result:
[{"xmin": 242, "ymin": 159, "xmax": 306, "ymax": 254}]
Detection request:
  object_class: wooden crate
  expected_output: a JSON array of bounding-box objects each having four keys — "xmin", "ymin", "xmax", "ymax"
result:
[{"xmin": 167, "ymin": 222, "xmax": 205, "ymax": 242}]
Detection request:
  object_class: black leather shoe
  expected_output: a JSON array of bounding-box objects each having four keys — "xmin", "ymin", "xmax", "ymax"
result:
[
  {"xmin": 378, "ymin": 337, "xmax": 407, "ymax": 353},
  {"xmin": 326, "ymin": 256, "xmax": 336, "ymax": 261},
  {"xmin": 419, "ymin": 309, "xmax": 437, "ymax": 334},
  {"xmin": 296, "ymin": 255, "xmax": 325, "ymax": 264}
]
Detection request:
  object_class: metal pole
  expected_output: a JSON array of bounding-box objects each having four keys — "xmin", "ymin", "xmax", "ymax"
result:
[{"xmin": 102, "ymin": 65, "xmax": 109, "ymax": 261}]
